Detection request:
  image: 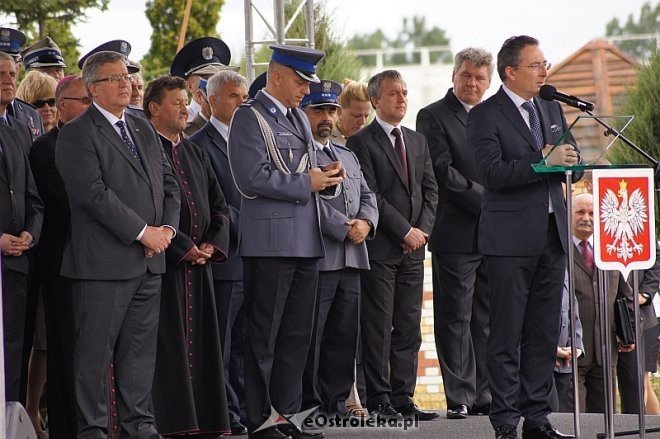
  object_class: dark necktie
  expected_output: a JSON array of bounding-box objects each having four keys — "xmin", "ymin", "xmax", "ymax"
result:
[
  {"xmin": 391, "ymin": 127, "xmax": 408, "ymax": 183},
  {"xmin": 323, "ymin": 145, "xmax": 336, "ymax": 161},
  {"xmin": 115, "ymin": 120, "xmax": 142, "ymax": 163},
  {"xmin": 6, "ymin": 102, "xmax": 13, "ymax": 118},
  {"xmin": 580, "ymin": 240, "xmax": 594, "ymax": 272},
  {"xmin": 521, "ymin": 101, "xmax": 544, "ymax": 150},
  {"xmin": 286, "ymin": 109, "xmax": 296, "ymax": 127}
]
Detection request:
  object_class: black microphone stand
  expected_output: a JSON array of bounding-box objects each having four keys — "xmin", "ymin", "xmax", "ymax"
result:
[{"xmin": 585, "ymin": 111, "xmax": 660, "ymax": 438}]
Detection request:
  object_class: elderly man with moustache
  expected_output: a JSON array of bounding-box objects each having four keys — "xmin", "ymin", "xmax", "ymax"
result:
[
  {"xmin": 417, "ymin": 47, "xmax": 494, "ymax": 420},
  {"xmin": 55, "ymin": 50, "xmax": 180, "ymax": 439}
]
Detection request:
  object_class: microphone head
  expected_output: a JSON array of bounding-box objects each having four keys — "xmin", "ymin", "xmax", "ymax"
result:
[{"xmin": 539, "ymin": 84, "xmax": 556, "ymax": 101}]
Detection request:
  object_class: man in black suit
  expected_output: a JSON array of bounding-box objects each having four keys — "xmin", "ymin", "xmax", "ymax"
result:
[
  {"xmin": 416, "ymin": 47, "xmax": 494, "ymax": 420},
  {"xmin": 467, "ymin": 35, "xmax": 579, "ymax": 439},
  {"xmin": 29, "ymin": 74, "xmax": 90, "ymax": 438},
  {"xmin": 190, "ymin": 70, "xmax": 249, "ymax": 436},
  {"xmin": 55, "ymin": 51, "xmax": 180, "ymax": 439},
  {"xmin": 347, "ymin": 70, "xmax": 438, "ymax": 420},
  {"xmin": 0, "ymin": 116, "xmax": 43, "ymax": 403}
]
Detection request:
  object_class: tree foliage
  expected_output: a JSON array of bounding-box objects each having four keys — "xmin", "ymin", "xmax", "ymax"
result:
[
  {"xmin": 0, "ymin": 0, "xmax": 109, "ymax": 73},
  {"xmin": 141, "ymin": 0, "xmax": 225, "ymax": 79},
  {"xmin": 606, "ymin": 52, "xmax": 660, "ymax": 233},
  {"xmin": 349, "ymin": 16, "xmax": 451, "ymax": 66},
  {"xmin": 606, "ymin": 1, "xmax": 659, "ymax": 60}
]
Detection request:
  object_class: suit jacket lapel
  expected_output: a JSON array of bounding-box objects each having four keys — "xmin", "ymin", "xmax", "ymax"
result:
[
  {"xmin": 573, "ymin": 243, "xmax": 593, "ymax": 276},
  {"xmin": 370, "ymin": 121, "xmax": 409, "ymax": 191},
  {"xmin": 0, "ymin": 127, "xmax": 15, "ymax": 183},
  {"xmin": 255, "ymin": 92, "xmax": 305, "ymax": 141},
  {"xmin": 124, "ymin": 116, "xmax": 151, "ymax": 183},
  {"xmin": 446, "ymin": 90, "xmax": 468, "ymax": 127},
  {"xmin": 401, "ymin": 127, "xmax": 414, "ymax": 189},
  {"xmin": 535, "ymin": 98, "xmax": 552, "ymax": 147},
  {"xmin": 208, "ymin": 126, "xmax": 228, "ymax": 157},
  {"xmin": 495, "ymin": 87, "xmax": 538, "ymax": 151},
  {"xmin": 89, "ymin": 106, "xmax": 149, "ymax": 182}
]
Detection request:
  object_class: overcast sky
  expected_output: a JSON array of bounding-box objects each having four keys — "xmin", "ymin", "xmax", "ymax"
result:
[{"xmin": 44, "ymin": 0, "xmax": 657, "ymax": 67}]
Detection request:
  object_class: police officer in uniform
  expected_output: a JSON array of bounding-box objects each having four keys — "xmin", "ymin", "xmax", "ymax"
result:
[
  {"xmin": 299, "ymin": 79, "xmax": 378, "ymax": 418},
  {"xmin": 228, "ymin": 45, "xmax": 343, "ymax": 439},
  {"xmin": 170, "ymin": 36, "xmax": 238, "ymax": 130},
  {"xmin": 21, "ymin": 36, "xmax": 67, "ymax": 80},
  {"xmin": 0, "ymin": 27, "xmax": 44, "ymax": 140}
]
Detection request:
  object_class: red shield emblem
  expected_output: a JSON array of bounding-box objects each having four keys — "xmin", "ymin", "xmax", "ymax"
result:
[{"xmin": 592, "ymin": 168, "xmax": 656, "ymax": 280}]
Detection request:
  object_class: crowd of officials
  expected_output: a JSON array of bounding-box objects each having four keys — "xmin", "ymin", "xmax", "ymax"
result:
[{"xmin": 0, "ymin": 25, "xmax": 658, "ymax": 439}]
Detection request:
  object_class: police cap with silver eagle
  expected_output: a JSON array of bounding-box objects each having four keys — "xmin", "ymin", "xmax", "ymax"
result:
[
  {"xmin": 77, "ymin": 40, "xmax": 139, "ymax": 73},
  {"xmin": 269, "ymin": 44, "xmax": 325, "ymax": 83}
]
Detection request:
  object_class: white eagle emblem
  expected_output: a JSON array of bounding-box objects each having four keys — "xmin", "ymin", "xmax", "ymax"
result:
[{"xmin": 600, "ymin": 179, "xmax": 648, "ymax": 261}]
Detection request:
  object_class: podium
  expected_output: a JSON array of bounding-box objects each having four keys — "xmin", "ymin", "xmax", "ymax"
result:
[{"xmin": 533, "ymin": 114, "xmax": 657, "ymax": 439}]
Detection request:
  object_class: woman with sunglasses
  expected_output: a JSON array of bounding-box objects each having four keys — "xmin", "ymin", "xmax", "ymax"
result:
[{"xmin": 17, "ymin": 71, "xmax": 59, "ymax": 134}]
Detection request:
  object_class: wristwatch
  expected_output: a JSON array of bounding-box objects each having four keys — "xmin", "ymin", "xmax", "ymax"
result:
[{"xmin": 640, "ymin": 291, "xmax": 653, "ymax": 306}]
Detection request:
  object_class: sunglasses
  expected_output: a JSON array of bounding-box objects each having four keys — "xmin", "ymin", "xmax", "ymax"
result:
[{"xmin": 33, "ymin": 98, "xmax": 56, "ymax": 108}]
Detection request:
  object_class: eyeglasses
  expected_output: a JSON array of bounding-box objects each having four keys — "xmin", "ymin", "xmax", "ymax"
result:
[
  {"xmin": 32, "ymin": 98, "xmax": 56, "ymax": 108},
  {"xmin": 61, "ymin": 96, "xmax": 92, "ymax": 105},
  {"xmin": 512, "ymin": 61, "xmax": 552, "ymax": 71},
  {"xmin": 92, "ymin": 74, "xmax": 134, "ymax": 84}
]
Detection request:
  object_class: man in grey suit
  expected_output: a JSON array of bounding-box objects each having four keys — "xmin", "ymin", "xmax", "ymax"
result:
[
  {"xmin": 416, "ymin": 47, "xmax": 494, "ymax": 420},
  {"xmin": 347, "ymin": 70, "xmax": 438, "ymax": 421},
  {"xmin": 570, "ymin": 193, "xmax": 633, "ymax": 413},
  {"xmin": 228, "ymin": 45, "xmax": 343, "ymax": 439},
  {"xmin": 299, "ymin": 79, "xmax": 378, "ymax": 419},
  {"xmin": 55, "ymin": 51, "xmax": 180, "ymax": 439},
  {"xmin": 467, "ymin": 35, "xmax": 579, "ymax": 439},
  {"xmin": 190, "ymin": 70, "xmax": 250, "ymax": 436}
]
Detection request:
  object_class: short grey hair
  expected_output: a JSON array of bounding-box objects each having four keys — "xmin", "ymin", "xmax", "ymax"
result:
[
  {"xmin": 0, "ymin": 51, "xmax": 14, "ymax": 63},
  {"xmin": 207, "ymin": 70, "xmax": 248, "ymax": 98},
  {"xmin": 453, "ymin": 47, "xmax": 494, "ymax": 78},
  {"xmin": 81, "ymin": 51, "xmax": 127, "ymax": 94},
  {"xmin": 367, "ymin": 69, "xmax": 404, "ymax": 102}
]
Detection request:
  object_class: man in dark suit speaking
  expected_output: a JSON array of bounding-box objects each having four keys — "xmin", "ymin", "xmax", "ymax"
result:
[
  {"xmin": 467, "ymin": 35, "xmax": 579, "ymax": 439},
  {"xmin": 347, "ymin": 70, "xmax": 438, "ymax": 420},
  {"xmin": 55, "ymin": 51, "xmax": 180, "ymax": 439}
]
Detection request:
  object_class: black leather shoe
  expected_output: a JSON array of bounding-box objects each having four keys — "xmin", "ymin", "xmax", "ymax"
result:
[
  {"xmin": 446, "ymin": 404, "xmax": 468, "ymax": 419},
  {"xmin": 395, "ymin": 403, "xmax": 439, "ymax": 421},
  {"xmin": 469, "ymin": 402, "xmax": 490, "ymax": 416},
  {"xmin": 495, "ymin": 424, "xmax": 518, "ymax": 439},
  {"xmin": 225, "ymin": 419, "xmax": 248, "ymax": 435},
  {"xmin": 522, "ymin": 423, "xmax": 574, "ymax": 439},
  {"xmin": 369, "ymin": 403, "xmax": 403, "ymax": 420},
  {"xmin": 278, "ymin": 423, "xmax": 325, "ymax": 439},
  {"xmin": 248, "ymin": 426, "xmax": 291, "ymax": 439}
]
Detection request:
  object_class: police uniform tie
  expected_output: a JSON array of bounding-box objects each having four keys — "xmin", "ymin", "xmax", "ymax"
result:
[
  {"xmin": 391, "ymin": 127, "xmax": 408, "ymax": 183},
  {"xmin": 115, "ymin": 120, "xmax": 142, "ymax": 163},
  {"xmin": 521, "ymin": 101, "xmax": 544, "ymax": 150},
  {"xmin": 323, "ymin": 145, "xmax": 336, "ymax": 161},
  {"xmin": 286, "ymin": 109, "xmax": 296, "ymax": 127}
]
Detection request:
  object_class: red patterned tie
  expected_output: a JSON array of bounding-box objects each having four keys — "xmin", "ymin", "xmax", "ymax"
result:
[
  {"xmin": 391, "ymin": 127, "xmax": 408, "ymax": 183},
  {"xmin": 580, "ymin": 240, "xmax": 594, "ymax": 272}
]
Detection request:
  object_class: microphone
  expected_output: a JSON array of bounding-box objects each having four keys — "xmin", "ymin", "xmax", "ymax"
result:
[{"xmin": 539, "ymin": 85, "xmax": 594, "ymax": 112}]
